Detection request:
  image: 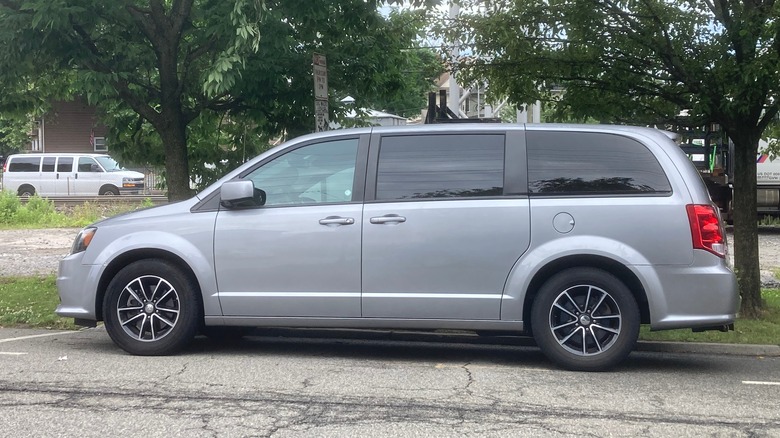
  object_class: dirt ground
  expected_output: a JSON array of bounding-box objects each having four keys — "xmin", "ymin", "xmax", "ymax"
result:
[{"xmin": 0, "ymin": 228, "xmax": 778, "ymax": 285}]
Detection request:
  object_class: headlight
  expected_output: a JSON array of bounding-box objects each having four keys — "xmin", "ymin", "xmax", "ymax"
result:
[{"xmin": 71, "ymin": 227, "xmax": 97, "ymax": 254}]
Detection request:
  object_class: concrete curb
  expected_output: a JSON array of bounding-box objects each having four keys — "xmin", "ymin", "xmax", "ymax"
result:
[{"xmin": 249, "ymin": 327, "xmax": 780, "ymax": 357}]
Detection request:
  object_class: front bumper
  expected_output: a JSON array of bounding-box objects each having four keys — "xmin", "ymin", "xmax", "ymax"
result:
[{"xmin": 56, "ymin": 251, "xmax": 101, "ymax": 321}]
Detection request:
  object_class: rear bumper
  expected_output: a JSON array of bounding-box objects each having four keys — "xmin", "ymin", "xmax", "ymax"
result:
[{"xmin": 639, "ymin": 251, "xmax": 739, "ymax": 330}]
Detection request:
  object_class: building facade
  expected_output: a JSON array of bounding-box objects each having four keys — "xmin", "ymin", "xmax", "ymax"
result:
[{"xmin": 30, "ymin": 98, "xmax": 108, "ymax": 154}]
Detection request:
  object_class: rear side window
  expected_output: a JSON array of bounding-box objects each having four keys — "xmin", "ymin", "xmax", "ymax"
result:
[
  {"xmin": 527, "ymin": 131, "xmax": 671, "ymax": 195},
  {"xmin": 375, "ymin": 134, "xmax": 504, "ymax": 200},
  {"xmin": 42, "ymin": 157, "xmax": 56, "ymax": 172},
  {"xmin": 8, "ymin": 157, "xmax": 41, "ymax": 172}
]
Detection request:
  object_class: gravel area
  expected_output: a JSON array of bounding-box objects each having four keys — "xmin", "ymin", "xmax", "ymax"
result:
[
  {"xmin": 1, "ymin": 228, "xmax": 779, "ymax": 286},
  {"xmin": 0, "ymin": 228, "xmax": 80, "ymax": 277}
]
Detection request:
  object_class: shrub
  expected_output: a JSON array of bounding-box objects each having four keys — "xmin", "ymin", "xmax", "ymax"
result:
[{"xmin": 0, "ymin": 191, "xmax": 21, "ymax": 224}]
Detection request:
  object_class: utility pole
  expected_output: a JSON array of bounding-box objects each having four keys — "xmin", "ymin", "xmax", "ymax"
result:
[{"xmin": 447, "ymin": 2, "xmax": 460, "ymax": 117}]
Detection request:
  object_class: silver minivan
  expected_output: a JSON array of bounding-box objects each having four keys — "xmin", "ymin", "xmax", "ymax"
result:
[{"xmin": 56, "ymin": 124, "xmax": 738, "ymax": 371}]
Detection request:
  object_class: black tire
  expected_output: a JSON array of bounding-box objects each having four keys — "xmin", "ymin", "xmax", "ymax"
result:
[
  {"xmin": 531, "ymin": 267, "xmax": 640, "ymax": 371},
  {"xmin": 100, "ymin": 185, "xmax": 120, "ymax": 196},
  {"xmin": 103, "ymin": 259, "xmax": 201, "ymax": 355},
  {"xmin": 17, "ymin": 185, "xmax": 35, "ymax": 197}
]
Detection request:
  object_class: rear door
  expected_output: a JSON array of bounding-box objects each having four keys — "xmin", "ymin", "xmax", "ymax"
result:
[
  {"xmin": 6, "ymin": 156, "xmax": 42, "ymax": 195},
  {"xmin": 361, "ymin": 131, "xmax": 531, "ymax": 320}
]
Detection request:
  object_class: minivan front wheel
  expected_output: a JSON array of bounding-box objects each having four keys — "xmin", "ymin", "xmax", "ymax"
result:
[
  {"xmin": 103, "ymin": 259, "xmax": 200, "ymax": 355},
  {"xmin": 531, "ymin": 268, "xmax": 639, "ymax": 371}
]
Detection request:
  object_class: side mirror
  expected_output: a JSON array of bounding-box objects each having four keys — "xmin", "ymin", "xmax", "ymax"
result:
[
  {"xmin": 90, "ymin": 164, "xmax": 102, "ymax": 172},
  {"xmin": 220, "ymin": 180, "xmax": 266, "ymax": 209}
]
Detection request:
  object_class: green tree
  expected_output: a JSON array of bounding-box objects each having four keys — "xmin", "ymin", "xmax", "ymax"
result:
[
  {"xmin": 358, "ymin": 10, "xmax": 444, "ymax": 118},
  {"xmin": 0, "ymin": 0, "xmax": 435, "ymax": 200},
  {"xmin": 453, "ymin": 0, "xmax": 779, "ymax": 317},
  {"xmin": 92, "ymin": 3, "xmax": 441, "ymax": 191},
  {"xmin": 0, "ymin": 115, "xmax": 32, "ymax": 159}
]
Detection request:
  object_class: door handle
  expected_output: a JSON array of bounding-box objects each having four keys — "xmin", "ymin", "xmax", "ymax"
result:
[
  {"xmin": 369, "ymin": 215, "xmax": 407, "ymax": 224},
  {"xmin": 319, "ymin": 216, "xmax": 355, "ymax": 226}
]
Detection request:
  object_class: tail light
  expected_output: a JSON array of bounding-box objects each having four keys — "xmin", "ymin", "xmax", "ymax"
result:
[{"xmin": 686, "ymin": 204, "xmax": 726, "ymax": 258}]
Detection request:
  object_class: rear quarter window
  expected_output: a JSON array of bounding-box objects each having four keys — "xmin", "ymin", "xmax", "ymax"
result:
[
  {"xmin": 8, "ymin": 157, "xmax": 41, "ymax": 172},
  {"xmin": 526, "ymin": 131, "xmax": 671, "ymax": 195}
]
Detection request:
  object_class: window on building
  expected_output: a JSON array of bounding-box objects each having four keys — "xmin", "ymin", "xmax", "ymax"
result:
[{"xmin": 94, "ymin": 137, "xmax": 107, "ymax": 152}]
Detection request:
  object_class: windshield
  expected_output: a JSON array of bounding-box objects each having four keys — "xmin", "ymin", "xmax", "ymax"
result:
[{"xmin": 95, "ymin": 156, "xmax": 123, "ymax": 172}]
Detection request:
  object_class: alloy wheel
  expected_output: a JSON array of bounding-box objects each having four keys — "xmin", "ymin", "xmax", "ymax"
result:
[
  {"xmin": 548, "ymin": 284, "xmax": 622, "ymax": 356},
  {"xmin": 116, "ymin": 275, "xmax": 180, "ymax": 342}
]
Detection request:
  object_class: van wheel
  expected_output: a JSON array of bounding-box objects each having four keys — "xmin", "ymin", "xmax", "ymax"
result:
[
  {"xmin": 100, "ymin": 185, "xmax": 119, "ymax": 196},
  {"xmin": 17, "ymin": 185, "xmax": 35, "ymax": 197},
  {"xmin": 531, "ymin": 268, "xmax": 639, "ymax": 371},
  {"xmin": 103, "ymin": 259, "xmax": 201, "ymax": 355}
]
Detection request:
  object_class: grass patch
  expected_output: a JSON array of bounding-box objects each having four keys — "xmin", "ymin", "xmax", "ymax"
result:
[
  {"xmin": 640, "ymin": 289, "xmax": 780, "ymax": 345},
  {"xmin": 758, "ymin": 215, "xmax": 780, "ymax": 227},
  {"xmin": 0, "ymin": 190, "xmax": 154, "ymax": 229},
  {"xmin": 0, "ymin": 275, "xmax": 77, "ymax": 329}
]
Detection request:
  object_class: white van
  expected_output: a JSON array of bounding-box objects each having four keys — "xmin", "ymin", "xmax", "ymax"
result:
[{"xmin": 1, "ymin": 153, "xmax": 145, "ymax": 196}]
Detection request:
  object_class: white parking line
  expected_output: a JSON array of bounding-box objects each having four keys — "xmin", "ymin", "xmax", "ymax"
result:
[
  {"xmin": 0, "ymin": 352, "xmax": 28, "ymax": 355},
  {"xmin": 742, "ymin": 381, "xmax": 780, "ymax": 386},
  {"xmin": 0, "ymin": 331, "xmax": 77, "ymax": 344}
]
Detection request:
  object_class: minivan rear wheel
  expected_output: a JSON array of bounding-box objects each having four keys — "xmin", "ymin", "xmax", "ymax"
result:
[
  {"xmin": 531, "ymin": 267, "xmax": 639, "ymax": 371},
  {"xmin": 103, "ymin": 259, "xmax": 200, "ymax": 355}
]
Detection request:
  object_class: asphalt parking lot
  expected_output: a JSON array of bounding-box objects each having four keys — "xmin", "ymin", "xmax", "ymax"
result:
[{"xmin": 1, "ymin": 326, "xmax": 779, "ymax": 437}]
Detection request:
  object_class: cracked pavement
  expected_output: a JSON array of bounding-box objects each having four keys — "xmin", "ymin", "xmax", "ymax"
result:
[{"xmin": 0, "ymin": 327, "xmax": 778, "ymax": 437}]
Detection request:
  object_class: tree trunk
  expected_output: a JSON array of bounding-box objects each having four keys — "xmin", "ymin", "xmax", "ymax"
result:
[
  {"xmin": 731, "ymin": 131, "xmax": 764, "ymax": 318},
  {"xmin": 159, "ymin": 110, "xmax": 193, "ymax": 202}
]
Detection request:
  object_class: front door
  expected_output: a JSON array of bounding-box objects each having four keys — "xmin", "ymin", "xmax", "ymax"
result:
[
  {"xmin": 74, "ymin": 157, "xmax": 103, "ymax": 195},
  {"xmin": 214, "ymin": 136, "xmax": 366, "ymax": 318}
]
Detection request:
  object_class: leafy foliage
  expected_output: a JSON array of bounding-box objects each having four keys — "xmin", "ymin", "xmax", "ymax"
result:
[
  {"xmin": 0, "ymin": 1, "xmax": 441, "ymax": 196},
  {"xmin": 0, "ymin": 115, "xmax": 32, "ymax": 158}
]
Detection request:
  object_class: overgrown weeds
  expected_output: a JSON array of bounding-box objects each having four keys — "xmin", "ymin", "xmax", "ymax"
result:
[{"xmin": 0, "ymin": 191, "xmax": 154, "ymax": 229}]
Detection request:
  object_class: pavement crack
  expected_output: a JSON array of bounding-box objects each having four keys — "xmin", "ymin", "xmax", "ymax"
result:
[{"xmin": 462, "ymin": 362, "xmax": 475, "ymax": 396}]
